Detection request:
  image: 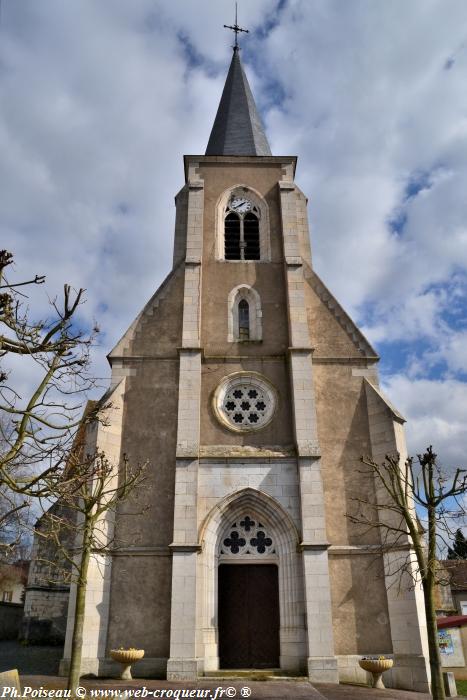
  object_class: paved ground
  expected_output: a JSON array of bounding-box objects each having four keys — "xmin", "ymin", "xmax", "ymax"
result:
[
  {"xmin": 0, "ymin": 644, "xmax": 435, "ymax": 700},
  {"xmin": 0, "ymin": 641, "xmax": 63, "ymax": 674},
  {"xmin": 15, "ymin": 676, "xmax": 434, "ymax": 700},
  {"xmin": 315, "ymin": 684, "xmax": 432, "ymax": 700}
]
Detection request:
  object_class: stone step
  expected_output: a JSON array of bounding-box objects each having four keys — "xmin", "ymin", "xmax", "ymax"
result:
[{"xmin": 203, "ymin": 669, "xmax": 304, "ymax": 680}]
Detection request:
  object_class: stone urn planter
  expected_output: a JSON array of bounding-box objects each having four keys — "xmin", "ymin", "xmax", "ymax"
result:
[
  {"xmin": 110, "ymin": 649, "xmax": 145, "ymax": 680},
  {"xmin": 358, "ymin": 657, "xmax": 393, "ymax": 689}
]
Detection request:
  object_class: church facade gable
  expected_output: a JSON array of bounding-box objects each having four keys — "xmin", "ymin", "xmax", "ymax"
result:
[
  {"xmin": 108, "ymin": 261, "xmax": 185, "ymax": 360},
  {"xmin": 304, "ymin": 266, "xmax": 378, "ymax": 359}
]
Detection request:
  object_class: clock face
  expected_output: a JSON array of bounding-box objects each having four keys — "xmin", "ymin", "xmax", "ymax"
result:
[{"xmin": 230, "ymin": 197, "xmax": 252, "ymax": 215}]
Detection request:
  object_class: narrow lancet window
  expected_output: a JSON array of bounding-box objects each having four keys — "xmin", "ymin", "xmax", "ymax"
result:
[
  {"xmin": 225, "ymin": 213, "xmax": 241, "ymax": 260},
  {"xmin": 238, "ymin": 299, "xmax": 250, "ymax": 340},
  {"xmin": 228, "ymin": 285, "xmax": 262, "ymax": 343}
]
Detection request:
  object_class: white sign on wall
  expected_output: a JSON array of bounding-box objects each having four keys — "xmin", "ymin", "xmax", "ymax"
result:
[{"xmin": 439, "ymin": 628, "xmax": 466, "ymax": 668}]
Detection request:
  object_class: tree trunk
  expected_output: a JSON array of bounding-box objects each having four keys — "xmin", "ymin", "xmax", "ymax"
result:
[
  {"xmin": 423, "ymin": 578, "xmax": 445, "ymax": 700},
  {"xmin": 67, "ymin": 521, "xmax": 92, "ymax": 694}
]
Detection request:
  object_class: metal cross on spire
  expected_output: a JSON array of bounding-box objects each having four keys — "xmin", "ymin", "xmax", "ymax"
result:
[{"xmin": 224, "ymin": 2, "xmax": 249, "ymax": 51}]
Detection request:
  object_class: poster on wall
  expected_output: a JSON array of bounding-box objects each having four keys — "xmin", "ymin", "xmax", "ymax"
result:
[{"xmin": 439, "ymin": 629, "xmax": 454, "ymax": 655}]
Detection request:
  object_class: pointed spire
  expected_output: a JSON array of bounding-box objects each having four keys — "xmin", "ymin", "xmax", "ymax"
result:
[{"xmin": 205, "ymin": 48, "xmax": 272, "ymax": 156}]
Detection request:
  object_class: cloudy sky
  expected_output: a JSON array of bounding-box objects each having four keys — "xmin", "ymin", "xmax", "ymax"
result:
[{"xmin": 1, "ymin": 0, "xmax": 466, "ymax": 468}]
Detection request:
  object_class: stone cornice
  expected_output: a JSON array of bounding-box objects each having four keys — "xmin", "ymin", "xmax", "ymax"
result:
[
  {"xmin": 199, "ymin": 444, "xmax": 296, "ymax": 459},
  {"xmin": 26, "ymin": 584, "xmax": 70, "ymax": 592},
  {"xmin": 202, "ymin": 354, "xmax": 286, "ymax": 362},
  {"xmin": 313, "ymin": 356, "xmax": 379, "ymax": 365},
  {"xmin": 328, "ymin": 543, "xmax": 411, "ymax": 555},
  {"xmin": 169, "ymin": 543, "xmax": 202, "ymax": 553},
  {"xmin": 112, "ymin": 546, "xmax": 171, "ymax": 557}
]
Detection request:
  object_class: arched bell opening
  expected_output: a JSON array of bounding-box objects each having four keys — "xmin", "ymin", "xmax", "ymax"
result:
[{"xmin": 215, "ymin": 185, "xmax": 271, "ymax": 262}]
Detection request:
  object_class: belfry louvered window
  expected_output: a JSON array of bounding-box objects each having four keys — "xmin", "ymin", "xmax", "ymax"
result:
[
  {"xmin": 224, "ymin": 197, "xmax": 260, "ymax": 261},
  {"xmin": 243, "ymin": 213, "xmax": 260, "ymax": 260},
  {"xmin": 225, "ymin": 212, "xmax": 241, "ymax": 259}
]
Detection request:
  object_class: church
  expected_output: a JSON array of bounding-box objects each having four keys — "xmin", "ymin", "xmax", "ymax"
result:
[{"xmin": 58, "ymin": 30, "xmax": 431, "ymax": 691}]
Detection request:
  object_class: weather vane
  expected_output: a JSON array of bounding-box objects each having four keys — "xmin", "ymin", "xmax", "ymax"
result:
[{"xmin": 224, "ymin": 2, "xmax": 249, "ymax": 50}]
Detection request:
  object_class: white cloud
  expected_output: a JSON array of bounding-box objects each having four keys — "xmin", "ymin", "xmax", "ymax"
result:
[
  {"xmin": 0, "ymin": 0, "xmax": 466, "ymax": 462},
  {"xmin": 382, "ymin": 375, "xmax": 467, "ymax": 467}
]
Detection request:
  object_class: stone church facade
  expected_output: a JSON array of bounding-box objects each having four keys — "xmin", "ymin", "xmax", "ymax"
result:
[{"xmin": 59, "ymin": 46, "xmax": 431, "ymax": 691}]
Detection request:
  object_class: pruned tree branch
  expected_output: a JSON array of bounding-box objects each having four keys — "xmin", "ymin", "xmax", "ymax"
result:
[{"xmin": 347, "ymin": 446, "xmax": 466, "ymax": 700}]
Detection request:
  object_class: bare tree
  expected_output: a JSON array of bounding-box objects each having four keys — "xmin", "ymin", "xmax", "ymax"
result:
[
  {"xmin": 0, "ymin": 487, "xmax": 29, "ymax": 555},
  {"xmin": 35, "ymin": 448, "xmax": 147, "ymax": 692},
  {"xmin": 0, "ymin": 250, "xmax": 99, "ymax": 532},
  {"xmin": 348, "ymin": 446, "xmax": 467, "ymax": 700}
]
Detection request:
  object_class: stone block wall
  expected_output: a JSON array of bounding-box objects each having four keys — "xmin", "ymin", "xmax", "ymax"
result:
[
  {"xmin": 21, "ymin": 587, "xmax": 69, "ymax": 644},
  {"xmin": 21, "ymin": 501, "xmax": 75, "ymax": 645},
  {"xmin": 0, "ymin": 601, "xmax": 24, "ymax": 640}
]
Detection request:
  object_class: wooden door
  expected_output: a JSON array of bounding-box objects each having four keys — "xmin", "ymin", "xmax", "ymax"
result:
[{"xmin": 218, "ymin": 564, "xmax": 280, "ymax": 668}]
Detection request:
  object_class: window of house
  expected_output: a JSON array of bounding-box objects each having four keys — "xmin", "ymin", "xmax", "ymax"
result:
[
  {"xmin": 224, "ymin": 197, "xmax": 260, "ymax": 261},
  {"xmin": 461, "ymin": 601, "xmax": 467, "ymax": 615},
  {"xmin": 2, "ymin": 591, "xmax": 13, "ymax": 602}
]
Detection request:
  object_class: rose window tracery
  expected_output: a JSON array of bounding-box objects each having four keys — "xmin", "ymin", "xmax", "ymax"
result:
[
  {"xmin": 213, "ymin": 373, "xmax": 277, "ymax": 433},
  {"xmin": 220, "ymin": 517, "xmax": 275, "ymax": 556}
]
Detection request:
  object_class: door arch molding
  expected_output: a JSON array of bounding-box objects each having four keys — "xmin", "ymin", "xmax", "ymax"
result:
[{"xmin": 198, "ymin": 488, "xmax": 307, "ymax": 672}]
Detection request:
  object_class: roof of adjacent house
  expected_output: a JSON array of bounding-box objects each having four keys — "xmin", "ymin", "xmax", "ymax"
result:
[
  {"xmin": 438, "ymin": 615, "xmax": 467, "ymax": 629},
  {"xmin": 205, "ymin": 47, "xmax": 272, "ymax": 156},
  {"xmin": 440, "ymin": 559, "xmax": 467, "ymax": 591}
]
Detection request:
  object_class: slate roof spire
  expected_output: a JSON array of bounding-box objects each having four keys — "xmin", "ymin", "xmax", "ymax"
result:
[{"xmin": 205, "ymin": 46, "xmax": 272, "ymax": 156}]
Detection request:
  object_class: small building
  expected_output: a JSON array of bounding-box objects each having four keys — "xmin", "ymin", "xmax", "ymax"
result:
[
  {"xmin": 438, "ymin": 615, "xmax": 467, "ymax": 679},
  {"xmin": 21, "ymin": 403, "xmax": 92, "ymax": 644},
  {"xmin": 0, "ymin": 560, "xmax": 29, "ymax": 604},
  {"xmin": 20, "ymin": 502, "xmax": 76, "ymax": 645},
  {"xmin": 0, "ymin": 561, "xmax": 30, "ymax": 641},
  {"xmin": 441, "ymin": 560, "xmax": 467, "ymax": 615},
  {"xmin": 435, "ymin": 560, "xmax": 457, "ymax": 616}
]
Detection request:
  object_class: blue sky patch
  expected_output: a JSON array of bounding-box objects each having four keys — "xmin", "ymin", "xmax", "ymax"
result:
[
  {"xmin": 444, "ymin": 57, "xmax": 455, "ymax": 70},
  {"xmin": 387, "ymin": 207, "xmax": 407, "ymax": 235},
  {"xmin": 177, "ymin": 32, "xmax": 205, "ymax": 70},
  {"xmin": 404, "ymin": 170, "xmax": 433, "ymax": 200},
  {"xmin": 116, "ymin": 202, "xmax": 131, "ymax": 216},
  {"xmin": 252, "ymin": 0, "xmax": 288, "ymax": 41}
]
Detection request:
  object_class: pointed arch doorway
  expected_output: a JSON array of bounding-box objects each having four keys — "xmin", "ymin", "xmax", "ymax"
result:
[
  {"xmin": 199, "ymin": 489, "xmax": 306, "ymax": 673},
  {"xmin": 218, "ymin": 563, "xmax": 280, "ymax": 668}
]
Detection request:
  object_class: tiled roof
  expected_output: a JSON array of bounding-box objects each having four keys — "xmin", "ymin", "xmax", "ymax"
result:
[
  {"xmin": 440, "ymin": 560, "xmax": 467, "ymax": 590},
  {"xmin": 437, "ymin": 615, "xmax": 467, "ymax": 629}
]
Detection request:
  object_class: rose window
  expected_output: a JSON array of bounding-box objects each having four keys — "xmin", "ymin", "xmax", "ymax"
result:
[
  {"xmin": 213, "ymin": 372, "xmax": 277, "ymax": 433},
  {"xmin": 220, "ymin": 516, "xmax": 275, "ymax": 556}
]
